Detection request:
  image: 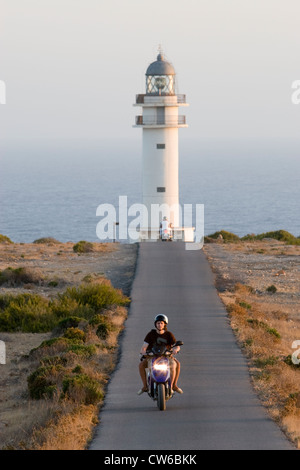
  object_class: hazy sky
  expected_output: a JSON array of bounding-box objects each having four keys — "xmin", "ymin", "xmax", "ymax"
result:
[{"xmin": 0, "ymin": 0, "xmax": 300, "ymax": 144}]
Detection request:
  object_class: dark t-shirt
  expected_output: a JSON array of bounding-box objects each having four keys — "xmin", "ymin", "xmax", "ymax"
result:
[{"xmin": 144, "ymin": 329, "xmax": 176, "ymax": 351}]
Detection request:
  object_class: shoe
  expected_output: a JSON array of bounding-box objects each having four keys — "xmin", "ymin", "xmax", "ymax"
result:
[
  {"xmin": 173, "ymin": 386, "xmax": 183, "ymax": 394},
  {"xmin": 137, "ymin": 387, "xmax": 147, "ymax": 396}
]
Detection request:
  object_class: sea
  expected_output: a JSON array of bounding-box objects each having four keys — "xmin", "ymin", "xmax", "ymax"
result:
[{"xmin": 0, "ymin": 139, "xmax": 299, "ymax": 243}]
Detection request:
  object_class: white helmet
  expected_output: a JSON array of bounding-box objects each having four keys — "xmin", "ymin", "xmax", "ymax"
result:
[{"xmin": 154, "ymin": 314, "xmax": 168, "ymax": 326}]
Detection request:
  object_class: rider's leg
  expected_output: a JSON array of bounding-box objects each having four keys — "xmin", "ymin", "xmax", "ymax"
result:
[
  {"xmin": 170, "ymin": 359, "xmax": 177, "ymax": 389},
  {"xmin": 173, "ymin": 358, "xmax": 181, "ymax": 388},
  {"xmin": 139, "ymin": 359, "xmax": 148, "ymax": 390}
]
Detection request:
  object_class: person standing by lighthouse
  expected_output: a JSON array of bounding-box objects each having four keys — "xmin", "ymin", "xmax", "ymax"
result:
[{"xmin": 134, "ymin": 49, "xmax": 188, "ymax": 240}]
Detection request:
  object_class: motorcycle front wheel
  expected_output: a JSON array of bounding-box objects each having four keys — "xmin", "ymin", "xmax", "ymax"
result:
[{"xmin": 157, "ymin": 383, "xmax": 166, "ymax": 411}]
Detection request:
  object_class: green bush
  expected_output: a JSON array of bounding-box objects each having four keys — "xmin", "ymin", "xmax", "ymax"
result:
[
  {"xmin": 206, "ymin": 230, "xmax": 240, "ymax": 243},
  {"xmin": 73, "ymin": 241, "xmax": 95, "ymax": 253},
  {"xmin": 0, "ymin": 282, "xmax": 129, "ymax": 333},
  {"xmin": 27, "ymin": 365, "xmax": 61, "ymax": 399},
  {"xmin": 60, "ymin": 284, "xmax": 130, "ymax": 313},
  {"xmin": 50, "ymin": 296, "xmax": 95, "ymax": 320},
  {"xmin": 33, "ymin": 237, "xmax": 60, "ymax": 244},
  {"xmin": 0, "ymin": 234, "xmax": 13, "ymax": 244},
  {"xmin": 89, "ymin": 314, "xmax": 107, "ymax": 327},
  {"xmin": 63, "ymin": 327, "xmax": 86, "ymax": 343},
  {"xmin": 30, "ymin": 337, "xmax": 72, "ymax": 355},
  {"xmin": 67, "ymin": 344, "xmax": 97, "ymax": 358},
  {"xmin": 266, "ymin": 285, "xmax": 277, "ymax": 294},
  {"xmin": 96, "ymin": 320, "xmax": 112, "ymax": 340},
  {"xmin": 62, "ymin": 374, "xmax": 103, "ymax": 404},
  {"xmin": 242, "ymin": 230, "xmax": 300, "ymax": 245},
  {"xmin": 254, "ymin": 356, "xmax": 279, "ymax": 368},
  {"xmin": 239, "ymin": 301, "xmax": 252, "ymax": 310},
  {"xmin": 0, "ymin": 293, "xmax": 55, "ymax": 332},
  {"xmin": 57, "ymin": 316, "xmax": 83, "ymax": 331}
]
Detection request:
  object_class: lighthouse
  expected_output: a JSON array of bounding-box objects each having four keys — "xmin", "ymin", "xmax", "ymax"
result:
[{"xmin": 134, "ymin": 51, "xmax": 188, "ymax": 240}]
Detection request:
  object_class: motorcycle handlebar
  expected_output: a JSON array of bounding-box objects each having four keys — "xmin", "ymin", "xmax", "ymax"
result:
[
  {"xmin": 140, "ymin": 350, "xmax": 177, "ymax": 360},
  {"xmin": 140, "ymin": 342, "xmax": 183, "ymax": 360}
]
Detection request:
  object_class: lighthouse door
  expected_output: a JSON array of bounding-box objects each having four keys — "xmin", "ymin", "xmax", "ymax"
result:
[{"xmin": 157, "ymin": 107, "xmax": 165, "ymax": 125}]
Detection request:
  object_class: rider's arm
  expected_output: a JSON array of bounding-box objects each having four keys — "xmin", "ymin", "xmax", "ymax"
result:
[{"xmin": 140, "ymin": 342, "xmax": 149, "ymax": 355}]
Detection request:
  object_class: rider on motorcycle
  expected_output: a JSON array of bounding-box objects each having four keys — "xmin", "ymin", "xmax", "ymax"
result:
[
  {"xmin": 138, "ymin": 314, "xmax": 183, "ymax": 395},
  {"xmin": 159, "ymin": 217, "xmax": 173, "ymax": 240}
]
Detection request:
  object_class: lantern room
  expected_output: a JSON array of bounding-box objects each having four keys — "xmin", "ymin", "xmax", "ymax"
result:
[{"xmin": 145, "ymin": 53, "xmax": 176, "ymax": 96}]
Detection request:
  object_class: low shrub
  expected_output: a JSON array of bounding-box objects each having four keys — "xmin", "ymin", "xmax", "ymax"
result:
[
  {"xmin": 57, "ymin": 316, "xmax": 83, "ymax": 331},
  {"xmin": 239, "ymin": 301, "xmax": 252, "ymax": 310},
  {"xmin": 62, "ymin": 374, "xmax": 103, "ymax": 405},
  {"xmin": 50, "ymin": 296, "xmax": 94, "ymax": 321},
  {"xmin": 254, "ymin": 356, "xmax": 279, "ymax": 368},
  {"xmin": 89, "ymin": 314, "xmax": 107, "ymax": 327},
  {"xmin": 33, "ymin": 237, "xmax": 60, "ymax": 244},
  {"xmin": 242, "ymin": 230, "xmax": 300, "ymax": 245},
  {"xmin": 0, "ymin": 267, "xmax": 44, "ymax": 286},
  {"xmin": 48, "ymin": 280, "xmax": 59, "ymax": 287},
  {"xmin": 63, "ymin": 327, "xmax": 86, "ymax": 343},
  {"xmin": 0, "ymin": 293, "xmax": 55, "ymax": 332},
  {"xmin": 73, "ymin": 241, "xmax": 95, "ymax": 253},
  {"xmin": 27, "ymin": 365, "xmax": 61, "ymax": 399},
  {"xmin": 0, "ymin": 281, "xmax": 129, "ymax": 333},
  {"xmin": 60, "ymin": 284, "xmax": 130, "ymax": 313},
  {"xmin": 67, "ymin": 344, "xmax": 97, "ymax": 358},
  {"xmin": 206, "ymin": 230, "xmax": 240, "ymax": 243},
  {"xmin": 0, "ymin": 234, "xmax": 13, "ymax": 244},
  {"xmin": 30, "ymin": 337, "xmax": 73, "ymax": 356},
  {"xmin": 266, "ymin": 285, "xmax": 277, "ymax": 294},
  {"xmin": 247, "ymin": 319, "xmax": 281, "ymax": 339},
  {"xmin": 96, "ymin": 320, "xmax": 112, "ymax": 340}
]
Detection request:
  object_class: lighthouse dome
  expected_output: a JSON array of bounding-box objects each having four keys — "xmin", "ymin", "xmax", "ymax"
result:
[
  {"xmin": 146, "ymin": 53, "xmax": 175, "ymax": 76},
  {"xmin": 145, "ymin": 53, "xmax": 176, "ymax": 95}
]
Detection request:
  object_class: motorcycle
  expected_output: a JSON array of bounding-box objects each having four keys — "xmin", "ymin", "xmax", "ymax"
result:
[
  {"xmin": 141, "ymin": 341, "xmax": 183, "ymax": 411},
  {"xmin": 161, "ymin": 227, "xmax": 173, "ymax": 242},
  {"xmin": 160, "ymin": 220, "xmax": 173, "ymax": 242}
]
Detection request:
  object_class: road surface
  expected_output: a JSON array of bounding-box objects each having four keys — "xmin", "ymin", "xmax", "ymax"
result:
[{"xmin": 90, "ymin": 242, "xmax": 293, "ymax": 450}]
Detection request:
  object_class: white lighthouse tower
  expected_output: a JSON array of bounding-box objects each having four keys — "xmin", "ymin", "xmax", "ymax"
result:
[{"xmin": 134, "ymin": 50, "xmax": 188, "ymax": 240}]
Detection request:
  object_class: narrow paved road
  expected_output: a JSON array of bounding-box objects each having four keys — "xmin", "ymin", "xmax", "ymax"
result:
[{"xmin": 90, "ymin": 242, "xmax": 293, "ymax": 450}]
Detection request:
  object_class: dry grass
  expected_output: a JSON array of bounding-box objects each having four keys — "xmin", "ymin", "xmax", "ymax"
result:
[
  {"xmin": 204, "ymin": 240, "xmax": 300, "ymax": 449},
  {"xmin": 220, "ymin": 282, "xmax": 300, "ymax": 448},
  {"xmin": 33, "ymin": 404, "xmax": 98, "ymax": 450}
]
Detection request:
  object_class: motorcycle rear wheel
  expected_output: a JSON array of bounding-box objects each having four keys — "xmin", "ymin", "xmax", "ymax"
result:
[{"xmin": 157, "ymin": 384, "xmax": 166, "ymax": 411}]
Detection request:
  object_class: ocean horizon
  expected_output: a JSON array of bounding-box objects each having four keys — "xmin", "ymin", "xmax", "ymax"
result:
[{"xmin": 0, "ymin": 139, "xmax": 299, "ymax": 243}]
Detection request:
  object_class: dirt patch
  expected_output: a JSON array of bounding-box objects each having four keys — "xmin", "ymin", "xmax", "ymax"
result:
[{"xmin": 0, "ymin": 242, "xmax": 137, "ymax": 297}]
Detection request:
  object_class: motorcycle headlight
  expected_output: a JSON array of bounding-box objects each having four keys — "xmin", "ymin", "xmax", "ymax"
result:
[{"xmin": 153, "ymin": 363, "xmax": 168, "ymax": 371}]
